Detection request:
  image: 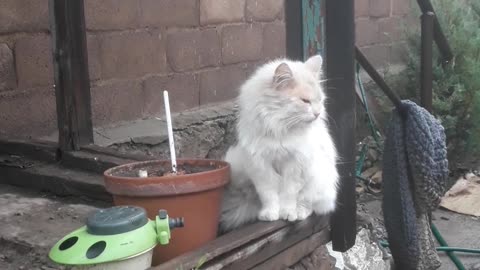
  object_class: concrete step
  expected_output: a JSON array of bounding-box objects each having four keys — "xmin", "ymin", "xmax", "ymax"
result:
[{"xmin": 1, "ymin": 155, "xmax": 111, "ymax": 201}]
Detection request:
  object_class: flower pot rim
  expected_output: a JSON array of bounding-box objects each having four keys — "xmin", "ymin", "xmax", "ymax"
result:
[{"xmin": 103, "ymin": 158, "xmax": 230, "ymax": 197}]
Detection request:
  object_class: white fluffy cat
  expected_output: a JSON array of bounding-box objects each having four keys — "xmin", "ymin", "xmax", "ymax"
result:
[{"xmin": 220, "ymin": 55, "xmax": 339, "ymax": 232}]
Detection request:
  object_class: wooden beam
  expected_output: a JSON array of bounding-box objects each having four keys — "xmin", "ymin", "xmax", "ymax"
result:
[
  {"xmin": 0, "ymin": 139, "xmax": 128, "ymax": 201},
  {"xmin": 150, "ymin": 215, "xmax": 329, "ymax": 270},
  {"xmin": 151, "ymin": 221, "xmax": 288, "ymax": 270},
  {"xmin": 60, "ymin": 150, "xmax": 135, "ymax": 174},
  {"xmin": 285, "ymin": 0, "xmax": 303, "ymax": 60},
  {"xmin": 0, "ymin": 160, "xmax": 109, "ymax": 201},
  {"xmin": 302, "ymin": 0, "xmax": 326, "ymax": 58},
  {"xmin": 253, "ymin": 230, "xmax": 331, "ymax": 270},
  {"xmin": 325, "ymin": 0, "xmax": 357, "ymax": 252},
  {"xmin": 221, "ymin": 216, "xmax": 328, "ymax": 270},
  {"xmin": 81, "ymin": 144, "xmax": 152, "ymax": 162},
  {"xmin": 49, "ymin": 0, "xmax": 93, "ymax": 151},
  {"xmin": 0, "ymin": 138, "xmax": 57, "ymax": 162}
]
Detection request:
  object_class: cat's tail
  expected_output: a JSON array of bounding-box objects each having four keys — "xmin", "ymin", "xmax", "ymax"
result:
[
  {"xmin": 219, "ymin": 183, "xmax": 260, "ymax": 233},
  {"xmin": 219, "ymin": 145, "xmax": 261, "ymax": 233}
]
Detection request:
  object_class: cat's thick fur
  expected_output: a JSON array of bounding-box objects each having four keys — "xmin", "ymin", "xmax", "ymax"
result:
[{"xmin": 220, "ymin": 55, "xmax": 339, "ymax": 232}]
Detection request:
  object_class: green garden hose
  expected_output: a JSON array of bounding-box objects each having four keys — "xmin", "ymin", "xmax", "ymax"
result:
[
  {"xmin": 356, "ymin": 63, "xmax": 382, "ymax": 149},
  {"xmin": 436, "ymin": 247, "xmax": 480, "ymax": 254},
  {"xmin": 431, "ymin": 223, "xmax": 467, "ymax": 270},
  {"xmin": 356, "ymin": 144, "xmax": 368, "ymax": 177},
  {"xmin": 380, "ymin": 239, "xmax": 480, "ymax": 255}
]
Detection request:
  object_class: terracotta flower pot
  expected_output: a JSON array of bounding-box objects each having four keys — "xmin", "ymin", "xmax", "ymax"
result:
[{"xmin": 103, "ymin": 159, "xmax": 230, "ymax": 266}]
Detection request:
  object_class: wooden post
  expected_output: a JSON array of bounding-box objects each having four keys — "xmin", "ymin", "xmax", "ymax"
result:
[
  {"xmin": 302, "ymin": 0, "xmax": 326, "ymax": 58},
  {"xmin": 285, "ymin": 0, "xmax": 304, "ymax": 61},
  {"xmin": 49, "ymin": 0, "xmax": 94, "ymax": 151},
  {"xmin": 421, "ymin": 12, "xmax": 434, "ymax": 112},
  {"xmin": 326, "ymin": 0, "xmax": 357, "ymax": 252},
  {"xmin": 285, "ymin": 0, "xmax": 356, "ymax": 252}
]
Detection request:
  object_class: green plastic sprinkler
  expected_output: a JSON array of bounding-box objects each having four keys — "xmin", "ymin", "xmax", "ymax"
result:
[{"xmin": 48, "ymin": 206, "xmax": 184, "ymax": 270}]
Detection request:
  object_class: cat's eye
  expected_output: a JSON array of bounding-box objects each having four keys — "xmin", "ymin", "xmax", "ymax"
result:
[{"xmin": 301, "ymin": 98, "xmax": 311, "ymax": 104}]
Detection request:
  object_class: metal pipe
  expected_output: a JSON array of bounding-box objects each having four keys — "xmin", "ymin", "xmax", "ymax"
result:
[
  {"xmin": 416, "ymin": 0, "xmax": 454, "ymax": 63},
  {"xmin": 355, "ymin": 46, "xmax": 404, "ymax": 115},
  {"xmin": 421, "ymin": 12, "xmax": 434, "ymax": 112}
]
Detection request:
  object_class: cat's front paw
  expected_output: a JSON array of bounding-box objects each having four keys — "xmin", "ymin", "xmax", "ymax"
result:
[
  {"xmin": 279, "ymin": 207, "xmax": 298, "ymax": 222},
  {"xmin": 258, "ymin": 206, "xmax": 279, "ymax": 221},
  {"xmin": 296, "ymin": 205, "xmax": 313, "ymax": 220}
]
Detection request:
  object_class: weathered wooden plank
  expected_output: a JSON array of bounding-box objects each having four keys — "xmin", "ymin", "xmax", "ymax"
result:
[
  {"xmin": 61, "ymin": 150, "xmax": 135, "ymax": 174},
  {"xmin": 49, "ymin": 0, "xmax": 93, "ymax": 151},
  {"xmin": 150, "ymin": 221, "xmax": 289, "ymax": 270},
  {"xmin": 253, "ymin": 230, "xmax": 331, "ymax": 270},
  {"xmin": 82, "ymin": 144, "xmax": 152, "ymax": 162},
  {"xmin": 0, "ymin": 138, "xmax": 57, "ymax": 162},
  {"xmin": 0, "ymin": 140, "xmax": 148, "ymax": 201},
  {"xmin": 204, "ymin": 215, "xmax": 329, "ymax": 270},
  {"xmin": 302, "ymin": 0, "xmax": 326, "ymax": 58},
  {"xmin": 0, "ymin": 161, "xmax": 109, "ymax": 201},
  {"xmin": 325, "ymin": 0, "xmax": 357, "ymax": 252}
]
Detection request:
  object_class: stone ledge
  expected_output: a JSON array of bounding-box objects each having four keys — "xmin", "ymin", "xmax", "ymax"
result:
[
  {"xmin": 108, "ymin": 101, "xmax": 237, "ymax": 160},
  {"xmin": 42, "ymin": 101, "xmax": 237, "ymax": 150}
]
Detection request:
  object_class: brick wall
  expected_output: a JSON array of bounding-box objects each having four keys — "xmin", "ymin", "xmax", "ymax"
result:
[
  {"xmin": 355, "ymin": 0, "xmax": 414, "ymax": 67},
  {"xmin": 0, "ymin": 0, "xmax": 412, "ymax": 138},
  {"xmin": 0, "ymin": 0, "xmax": 285, "ymax": 138}
]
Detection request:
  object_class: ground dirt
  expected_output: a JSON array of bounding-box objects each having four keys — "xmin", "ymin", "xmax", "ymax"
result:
[
  {"xmin": 1, "ymin": 178, "xmax": 479, "ymax": 269},
  {"xmin": 359, "ymin": 192, "xmax": 480, "ymax": 270},
  {"xmin": 0, "ymin": 184, "xmax": 108, "ymax": 270}
]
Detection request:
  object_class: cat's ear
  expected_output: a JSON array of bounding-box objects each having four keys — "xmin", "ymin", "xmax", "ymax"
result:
[
  {"xmin": 305, "ymin": 55, "xmax": 323, "ymax": 75},
  {"xmin": 273, "ymin": 63, "xmax": 294, "ymax": 90}
]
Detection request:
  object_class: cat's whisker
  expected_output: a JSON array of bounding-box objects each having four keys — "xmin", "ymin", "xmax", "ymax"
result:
[
  {"xmin": 335, "ymin": 161, "xmax": 353, "ymax": 165},
  {"xmin": 321, "ymin": 77, "xmax": 344, "ymax": 82},
  {"xmin": 283, "ymin": 116, "xmax": 303, "ymax": 129},
  {"xmin": 324, "ymin": 114, "xmax": 339, "ymax": 129},
  {"xmin": 323, "ymin": 99, "xmax": 332, "ymax": 105}
]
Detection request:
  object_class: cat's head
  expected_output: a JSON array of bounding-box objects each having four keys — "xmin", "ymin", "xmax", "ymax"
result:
[
  {"xmin": 239, "ymin": 55, "xmax": 326, "ymax": 137},
  {"xmin": 271, "ymin": 55, "xmax": 325, "ymax": 122}
]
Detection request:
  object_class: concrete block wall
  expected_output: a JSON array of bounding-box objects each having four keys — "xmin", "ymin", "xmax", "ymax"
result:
[
  {"xmin": 0, "ymin": 0, "xmax": 285, "ymax": 138},
  {"xmin": 0, "ymin": 0, "xmax": 55, "ymax": 139},
  {"xmin": 0, "ymin": 0, "xmax": 413, "ymax": 139},
  {"xmin": 355, "ymin": 0, "xmax": 414, "ymax": 67}
]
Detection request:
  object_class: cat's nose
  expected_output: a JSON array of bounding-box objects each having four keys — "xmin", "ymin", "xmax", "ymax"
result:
[{"xmin": 313, "ymin": 112, "xmax": 320, "ymax": 119}]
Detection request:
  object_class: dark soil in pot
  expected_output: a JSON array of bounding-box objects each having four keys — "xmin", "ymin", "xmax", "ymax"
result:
[
  {"xmin": 110, "ymin": 163, "xmax": 218, "ymax": 177},
  {"xmin": 103, "ymin": 159, "xmax": 230, "ymax": 266}
]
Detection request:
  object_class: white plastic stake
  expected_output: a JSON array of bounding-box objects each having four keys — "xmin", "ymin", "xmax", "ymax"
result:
[{"xmin": 163, "ymin": 90, "xmax": 177, "ymax": 173}]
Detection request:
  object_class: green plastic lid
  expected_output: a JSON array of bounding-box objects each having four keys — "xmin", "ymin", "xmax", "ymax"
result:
[
  {"xmin": 49, "ymin": 206, "xmax": 159, "ymax": 266},
  {"xmin": 87, "ymin": 206, "xmax": 148, "ymax": 235}
]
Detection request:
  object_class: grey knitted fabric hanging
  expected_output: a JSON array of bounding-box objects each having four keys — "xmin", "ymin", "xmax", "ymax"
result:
[
  {"xmin": 382, "ymin": 100, "xmax": 448, "ymax": 270},
  {"xmin": 382, "ymin": 105, "xmax": 419, "ymax": 270},
  {"xmin": 404, "ymin": 100, "xmax": 449, "ymax": 214}
]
